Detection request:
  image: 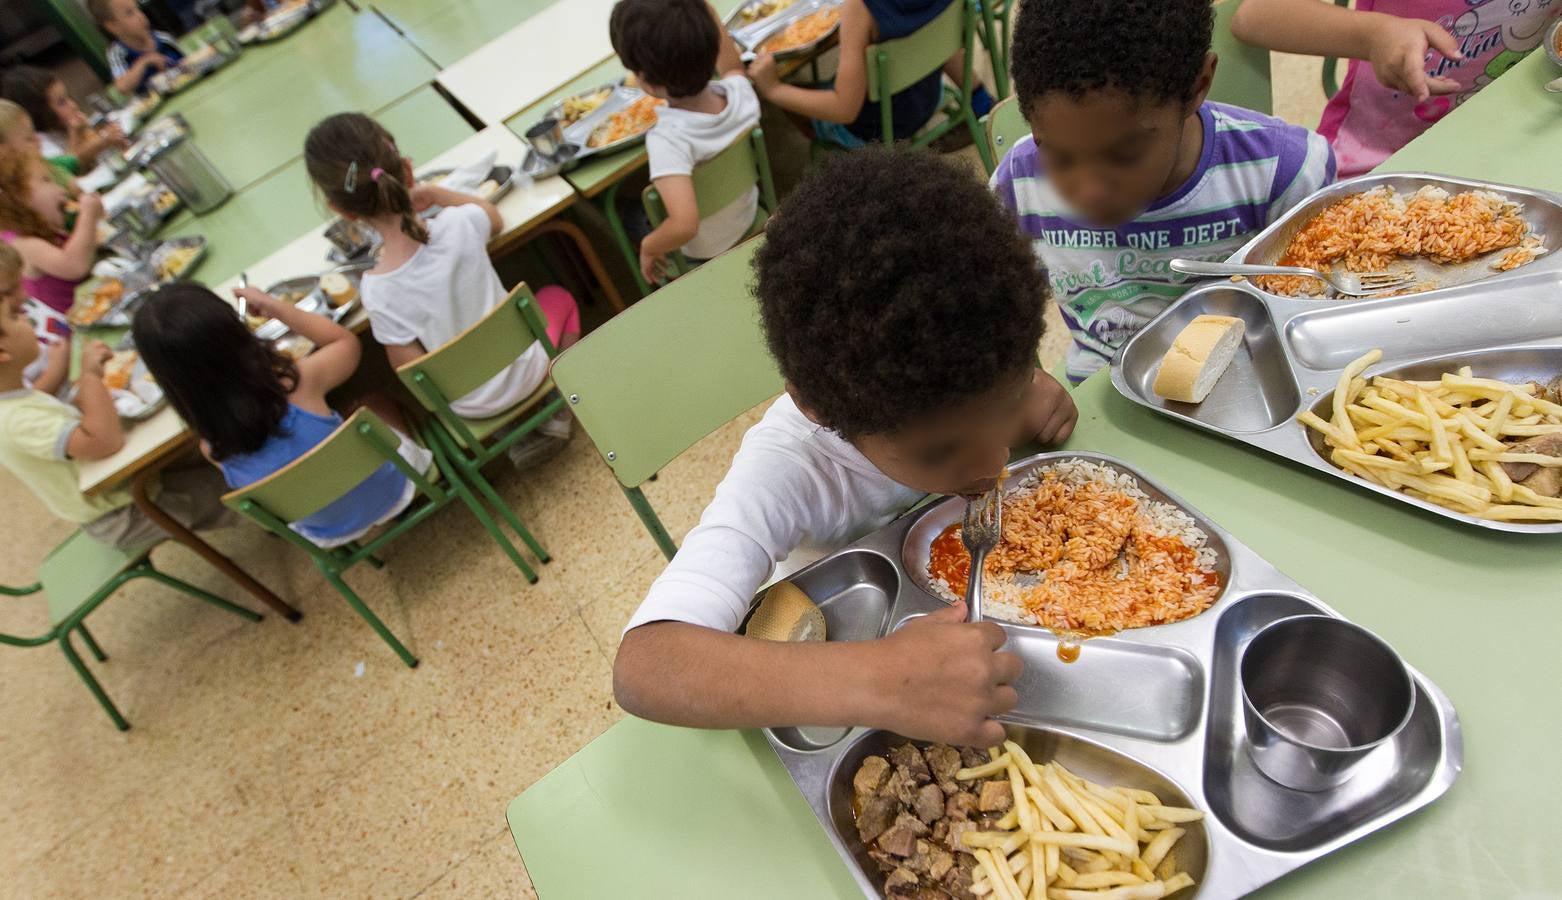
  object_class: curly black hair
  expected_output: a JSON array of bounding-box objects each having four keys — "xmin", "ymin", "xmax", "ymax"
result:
[
  {"xmin": 1011, "ymin": 0, "xmax": 1213, "ymax": 115},
  {"xmin": 609, "ymin": 0, "xmax": 721, "ymax": 99},
  {"xmin": 753, "ymin": 149, "xmax": 1048, "ymax": 440}
]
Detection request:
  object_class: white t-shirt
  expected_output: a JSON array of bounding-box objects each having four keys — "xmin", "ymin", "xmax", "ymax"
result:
[
  {"xmin": 360, "ymin": 205, "xmax": 548, "ymax": 419},
  {"xmin": 625, "ymin": 395, "xmax": 926, "ymax": 634},
  {"xmin": 645, "ymin": 74, "xmax": 762, "ymax": 261}
]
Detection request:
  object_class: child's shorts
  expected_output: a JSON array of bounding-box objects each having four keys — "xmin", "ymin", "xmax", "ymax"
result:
[
  {"xmin": 82, "ymin": 462, "xmax": 238, "ymax": 551},
  {"xmin": 535, "ymin": 284, "xmax": 581, "ymax": 345}
]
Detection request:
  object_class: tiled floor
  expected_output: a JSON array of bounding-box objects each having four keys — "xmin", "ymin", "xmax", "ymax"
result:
[{"xmin": 0, "ymin": 58, "xmax": 1325, "ymax": 899}]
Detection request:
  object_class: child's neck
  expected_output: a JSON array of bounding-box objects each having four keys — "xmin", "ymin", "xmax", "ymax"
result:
[
  {"xmin": 668, "ymin": 86, "xmax": 726, "ymax": 116},
  {"xmin": 367, "ymin": 215, "xmax": 422, "ymax": 271},
  {"xmin": 120, "ymin": 29, "xmax": 156, "ymax": 52},
  {"xmin": 0, "ymin": 368, "xmax": 26, "ymax": 392},
  {"xmin": 1157, "ymin": 108, "xmax": 1207, "ymax": 202}
]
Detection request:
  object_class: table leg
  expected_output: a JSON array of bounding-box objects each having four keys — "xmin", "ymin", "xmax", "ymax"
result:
[
  {"xmin": 597, "ymin": 182, "xmax": 653, "ymax": 299},
  {"xmin": 130, "ymin": 469, "xmax": 302, "ymax": 622},
  {"xmin": 532, "ymin": 218, "xmax": 629, "ymax": 314}
]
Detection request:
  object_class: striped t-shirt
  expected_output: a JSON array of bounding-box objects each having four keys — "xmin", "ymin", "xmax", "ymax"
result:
[{"xmin": 991, "ymin": 102, "xmax": 1336, "ymax": 383}]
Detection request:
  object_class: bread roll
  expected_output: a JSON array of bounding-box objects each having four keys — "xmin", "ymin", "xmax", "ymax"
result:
[
  {"xmin": 319, "ymin": 272, "xmax": 358, "ymax": 308},
  {"xmin": 1152, "ymin": 315, "xmax": 1245, "ymax": 403}
]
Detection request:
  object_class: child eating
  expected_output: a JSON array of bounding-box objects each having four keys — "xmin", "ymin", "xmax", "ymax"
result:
[
  {"xmin": 0, "ymin": 146, "xmax": 105, "ymax": 317},
  {"xmin": 613, "ymin": 150, "xmax": 1076, "ymax": 747},
  {"xmin": 302, "ymin": 113, "xmax": 580, "ymax": 466},
  {"xmin": 989, "ymin": 0, "xmax": 1337, "ymax": 385},
  {"xmin": 0, "ymin": 67, "xmax": 127, "ymax": 169},
  {"xmin": 91, "ymin": 0, "xmax": 186, "ymax": 96},
  {"xmin": 609, "ymin": 0, "xmax": 760, "ymax": 284},
  {"xmin": 0, "ymin": 245, "xmax": 71, "ymax": 396}
]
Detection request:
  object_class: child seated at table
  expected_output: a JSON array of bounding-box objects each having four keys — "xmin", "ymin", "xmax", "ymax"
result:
[
  {"xmin": 303, "ymin": 113, "xmax": 581, "ymax": 467},
  {"xmin": 0, "ymin": 146, "xmax": 105, "ymax": 318},
  {"xmin": 0, "ymin": 252, "xmax": 71, "ymax": 397},
  {"xmin": 747, "ymin": 0, "xmax": 994, "ymax": 149},
  {"xmin": 1232, "ymin": 0, "xmax": 1561, "ymax": 178},
  {"xmin": 614, "ymin": 150, "xmax": 1077, "ymax": 747},
  {"xmin": 134, "ymin": 283, "xmax": 433, "ymax": 549},
  {"xmin": 91, "ymin": 0, "xmax": 186, "ymax": 97},
  {"xmin": 990, "ymin": 0, "xmax": 1337, "ymax": 385},
  {"xmin": 0, "ymin": 67, "xmax": 128, "ymax": 170},
  {"xmin": 0, "ymin": 100, "xmax": 78, "ymax": 193},
  {"xmin": 0, "ymin": 246, "xmax": 233, "ymax": 550},
  {"xmin": 609, "ymin": 0, "xmax": 760, "ymax": 285}
]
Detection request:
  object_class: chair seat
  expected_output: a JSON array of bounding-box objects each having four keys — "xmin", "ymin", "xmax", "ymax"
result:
[
  {"xmin": 447, "ymin": 377, "xmax": 559, "ymax": 450},
  {"xmin": 39, "ymin": 532, "xmax": 153, "ymax": 626}
]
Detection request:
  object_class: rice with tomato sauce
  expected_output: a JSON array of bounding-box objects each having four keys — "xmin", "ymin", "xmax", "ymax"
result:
[{"xmin": 928, "ymin": 459, "xmax": 1221, "ymax": 632}]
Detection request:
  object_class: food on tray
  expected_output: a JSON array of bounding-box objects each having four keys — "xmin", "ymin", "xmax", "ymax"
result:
[
  {"xmin": 273, "ymin": 334, "xmax": 312, "ymax": 361},
  {"xmin": 561, "ymin": 87, "xmax": 613, "ymax": 124},
  {"xmin": 69, "ymin": 278, "xmax": 126, "ymax": 326},
  {"xmin": 1255, "ymin": 186, "xmax": 1543, "ymax": 297},
  {"xmin": 151, "ymin": 187, "xmax": 179, "ymax": 215},
  {"xmin": 1152, "ymin": 315, "xmax": 1245, "ymax": 403},
  {"xmin": 927, "ymin": 460, "xmax": 1221, "ymax": 634},
  {"xmin": 319, "ymin": 272, "xmax": 357, "ymax": 307},
  {"xmin": 1299, "ymin": 349, "xmax": 1562, "ymax": 519},
  {"xmin": 156, "ymin": 244, "xmax": 200, "ymax": 280},
  {"xmin": 128, "ymin": 92, "xmax": 161, "ymax": 118},
  {"xmin": 102, "ymin": 350, "xmax": 138, "ymax": 391},
  {"xmin": 587, "ymin": 95, "xmax": 665, "ymax": 148},
  {"xmin": 739, "ymin": 0, "xmax": 794, "ymax": 21},
  {"xmin": 275, "ymin": 288, "xmax": 310, "ymax": 306},
  {"xmin": 476, "ymin": 178, "xmax": 500, "ymax": 200},
  {"xmin": 852, "ymin": 741, "xmax": 1201, "ymax": 899},
  {"xmin": 763, "ymin": 6, "xmax": 842, "ymax": 52}
]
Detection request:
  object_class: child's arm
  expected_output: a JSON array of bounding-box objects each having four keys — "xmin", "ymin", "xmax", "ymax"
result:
[
  {"xmin": 710, "ymin": 1, "xmax": 744, "ymax": 77},
  {"xmin": 615, "ymin": 601, "xmax": 1020, "ymax": 746},
  {"xmin": 382, "ymin": 342, "xmax": 430, "ymax": 371},
  {"xmin": 16, "ymin": 193, "xmax": 104, "ymax": 282},
  {"xmin": 1230, "ymin": 0, "xmax": 1461, "ymax": 102},
  {"xmin": 112, "ymin": 54, "xmax": 167, "ymax": 97},
  {"xmin": 411, "ymin": 184, "xmax": 503, "ymax": 236},
  {"xmin": 235, "ymin": 287, "xmax": 361, "ymax": 401},
  {"xmin": 1022, "ymin": 370, "xmax": 1077, "ymax": 446},
  {"xmin": 65, "ymin": 340, "xmax": 124, "ymax": 459},
  {"xmin": 749, "ymin": 0, "xmax": 872, "ymax": 124},
  {"xmin": 638, "ymin": 175, "xmax": 700, "ymax": 285},
  {"xmin": 31, "ymin": 333, "xmax": 72, "ymax": 396}
]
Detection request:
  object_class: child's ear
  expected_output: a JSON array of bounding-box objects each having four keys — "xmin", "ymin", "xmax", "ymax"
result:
[{"xmin": 1187, "ymin": 52, "xmax": 1217, "ymax": 115}]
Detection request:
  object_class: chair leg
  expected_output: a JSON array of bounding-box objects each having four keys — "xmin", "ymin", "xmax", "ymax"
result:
[
  {"xmin": 599, "ymin": 182, "xmax": 652, "ymax": 298},
  {"xmin": 459, "ymin": 458, "xmax": 550, "ymax": 567},
  {"xmin": 77, "ymin": 623, "xmax": 108, "ymax": 662},
  {"xmin": 140, "ymin": 569, "xmax": 263, "ymax": 623},
  {"xmin": 60, "ymin": 630, "xmax": 129, "ymax": 730},
  {"xmin": 451, "ymin": 477, "xmax": 540, "ymax": 584},
  {"xmin": 968, "ymin": 105, "xmax": 995, "ymax": 174},
  {"xmin": 321, "ymin": 567, "xmax": 418, "ymax": 668},
  {"xmin": 622, "ymin": 484, "xmax": 678, "ymax": 561}
]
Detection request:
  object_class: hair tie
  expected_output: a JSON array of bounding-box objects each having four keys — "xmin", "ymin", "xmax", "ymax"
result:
[{"xmin": 370, "ymin": 167, "xmax": 385, "ymax": 183}]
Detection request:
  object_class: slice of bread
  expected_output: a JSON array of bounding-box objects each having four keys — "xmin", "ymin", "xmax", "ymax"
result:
[
  {"xmin": 319, "ymin": 272, "xmax": 358, "ymax": 308},
  {"xmin": 1152, "ymin": 315, "xmax": 1246, "ymax": 403}
]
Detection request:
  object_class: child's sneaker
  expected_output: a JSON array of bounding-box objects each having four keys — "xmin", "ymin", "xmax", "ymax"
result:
[
  {"xmin": 539, "ymin": 410, "xmax": 573, "ymax": 441},
  {"xmin": 505, "ymin": 432, "xmax": 567, "ymax": 470}
]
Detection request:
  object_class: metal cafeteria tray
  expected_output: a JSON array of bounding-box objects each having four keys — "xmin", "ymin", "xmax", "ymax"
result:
[
  {"xmin": 727, "ymin": 0, "xmax": 842, "ymax": 57},
  {"xmin": 253, "ymin": 271, "xmax": 359, "ymax": 341},
  {"xmin": 764, "ymin": 451, "xmax": 1461, "ymax": 899},
  {"xmin": 545, "ymin": 81, "xmax": 656, "ymax": 160},
  {"xmin": 418, "ymin": 164, "xmax": 516, "ymax": 215},
  {"xmin": 1228, "ymin": 172, "xmax": 1562, "ymax": 298},
  {"xmin": 1111, "ymin": 268, "xmax": 1562, "ymax": 533},
  {"xmin": 108, "ymin": 334, "xmax": 165, "ymax": 421},
  {"xmin": 151, "ymin": 235, "xmax": 206, "ymax": 280}
]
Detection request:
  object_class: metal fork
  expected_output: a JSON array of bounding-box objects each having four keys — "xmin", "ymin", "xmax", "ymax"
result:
[
  {"xmin": 235, "ymin": 271, "xmax": 249, "ymax": 323},
  {"xmin": 1169, "ymin": 258, "xmax": 1416, "ymax": 297},
  {"xmin": 960, "ymin": 487, "xmax": 1003, "ymax": 623}
]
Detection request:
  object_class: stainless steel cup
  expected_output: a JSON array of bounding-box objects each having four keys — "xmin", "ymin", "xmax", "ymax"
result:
[
  {"xmin": 526, "ymin": 118, "xmax": 566, "ymax": 159},
  {"xmin": 1239, "ymin": 615, "xmax": 1414, "ymax": 792}
]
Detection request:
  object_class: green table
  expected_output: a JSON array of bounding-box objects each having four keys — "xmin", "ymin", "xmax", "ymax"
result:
[
  {"xmin": 1385, "ymin": 50, "xmax": 1562, "ymax": 191},
  {"xmin": 370, "ymin": 0, "xmax": 558, "ymax": 67},
  {"xmin": 509, "ymin": 373, "xmax": 1559, "ymax": 897}
]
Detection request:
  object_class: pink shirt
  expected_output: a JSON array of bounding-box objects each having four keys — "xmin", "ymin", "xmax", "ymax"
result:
[
  {"xmin": 1319, "ymin": 0, "xmax": 1562, "ymax": 177},
  {"xmin": 1, "ymin": 230, "xmax": 79, "ymax": 316}
]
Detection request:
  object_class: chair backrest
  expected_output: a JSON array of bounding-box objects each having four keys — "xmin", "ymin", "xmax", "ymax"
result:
[
  {"xmin": 395, "ymin": 284, "xmax": 553, "ymax": 414},
  {"xmin": 985, "ymin": 95, "xmax": 1029, "ymax": 160},
  {"xmin": 1210, "ymin": 0, "xmax": 1273, "ymax": 114},
  {"xmin": 866, "ymin": 0, "xmax": 970, "ymax": 103},
  {"xmin": 221, "ymin": 408, "xmax": 412, "ymax": 524},
  {"xmin": 644, "ymin": 128, "xmax": 779, "ymax": 226},
  {"xmin": 549, "ymin": 238, "xmax": 783, "ymax": 489}
]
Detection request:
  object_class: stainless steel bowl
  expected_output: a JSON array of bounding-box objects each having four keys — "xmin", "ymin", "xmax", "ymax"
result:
[
  {"xmin": 1546, "ymin": 18, "xmax": 1562, "ymax": 69},
  {"xmin": 526, "ymin": 117, "xmax": 566, "ymax": 159}
]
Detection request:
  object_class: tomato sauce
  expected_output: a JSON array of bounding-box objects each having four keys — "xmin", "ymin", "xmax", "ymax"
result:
[{"xmin": 928, "ymin": 523, "xmax": 970, "ymax": 596}]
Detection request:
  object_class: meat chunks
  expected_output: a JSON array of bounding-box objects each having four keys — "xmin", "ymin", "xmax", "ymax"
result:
[
  {"xmin": 976, "ymin": 780, "xmax": 1013, "ymax": 814},
  {"xmin": 924, "ymin": 744, "xmax": 963, "ymax": 793},
  {"xmin": 914, "ymin": 784, "xmax": 945, "ymax": 824},
  {"xmin": 1499, "ymin": 433, "xmax": 1562, "ymax": 482}
]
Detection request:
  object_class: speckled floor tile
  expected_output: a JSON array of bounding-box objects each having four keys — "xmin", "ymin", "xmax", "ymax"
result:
[{"xmin": 416, "ymin": 828, "xmax": 538, "ymax": 899}]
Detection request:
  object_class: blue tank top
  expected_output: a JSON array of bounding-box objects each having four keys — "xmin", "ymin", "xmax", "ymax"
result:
[
  {"xmin": 848, "ymin": 0, "xmax": 953, "ymax": 142},
  {"xmin": 220, "ymin": 405, "xmax": 409, "ymax": 543}
]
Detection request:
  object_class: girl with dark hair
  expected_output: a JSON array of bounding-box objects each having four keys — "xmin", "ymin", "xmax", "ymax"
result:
[
  {"xmin": 132, "ymin": 282, "xmax": 434, "ymax": 548},
  {"xmin": 0, "ymin": 66, "xmax": 127, "ymax": 169},
  {"xmin": 302, "ymin": 113, "xmax": 581, "ymax": 466}
]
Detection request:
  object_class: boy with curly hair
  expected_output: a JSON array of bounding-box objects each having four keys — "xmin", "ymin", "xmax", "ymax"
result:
[
  {"xmin": 992, "ymin": 0, "xmax": 1337, "ymax": 384},
  {"xmin": 614, "ymin": 150, "xmax": 1077, "ymax": 748}
]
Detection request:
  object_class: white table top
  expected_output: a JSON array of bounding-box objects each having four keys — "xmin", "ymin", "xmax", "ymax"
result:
[
  {"xmin": 435, "ymin": 0, "xmax": 617, "ymax": 125},
  {"xmin": 78, "ymin": 125, "xmax": 576, "ymax": 496}
]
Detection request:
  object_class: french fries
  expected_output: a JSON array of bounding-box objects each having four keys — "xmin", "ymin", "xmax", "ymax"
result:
[
  {"xmin": 1300, "ymin": 349, "xmax": 1562, "ymax": 521},
  {"xmin": 965, "ymin": 742, "xmax": 1202, "ymax": 900}
]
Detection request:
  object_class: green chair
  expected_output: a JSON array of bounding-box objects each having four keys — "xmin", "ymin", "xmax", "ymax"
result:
[
  {"xmin": 223, "ymin": 408, "xmax": 535, "ymax": 668},
  {"xmin": 984, "ymin": 94, "xmax": 1028, "ymax": 162},
  {"xmin": 549, "ymin": 240, "xmax": 782, "ymax": 559},
  {"xmin": 1322, "ymin": 0, "xmax": 1353, "ymax": 98},
  {"xmin": 395, "ymin": 284, "xmax": 558, "ymax": 573},
  {"xmin": 640, "ymin": 127, "xmax": 780, "ymax": 282},
  {"xmin": 975, "ymin": 0, "xmax": 1013, "ymax": 100},
  {"xmin": 815, "ymin": 0, "xmax": 996, "ymax": 173},
  {"xmin": 0, "ymin": 532, "xmax": 263, "ymax": 730},
  {"xmin": 1211, "ymin": 0, "xmax": 1273, "ymax": 114}
]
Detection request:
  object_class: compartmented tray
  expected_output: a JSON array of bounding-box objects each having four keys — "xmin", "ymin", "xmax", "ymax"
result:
[
  {"xmin": 543, "ymin": 81, "xmax": 660, "ymax": 161},
  {"xmin": 252, "ymin": 268, "xmax": 362, "ymax": 341},
  {"xmin": 764, "ymin": 452, "xmax": 1461, "ymax": 899},
  {"xmin": 417, "ymin": 164, "xmax": 517, "ymax": 215},
  {"xmin": 726, "ymin": 0, "xmax": 843, "ymax": 58},
  {"xmin": 107, "ymin": 334, "xmax": 165, "ymax": 421},
  {"xmin": 1111, "ymin": 268, "xmax": 1562, "ymax": 533},
  {"xmin": 1228, "ymin": 172, "xmax": 1562, "ymax": 299}
]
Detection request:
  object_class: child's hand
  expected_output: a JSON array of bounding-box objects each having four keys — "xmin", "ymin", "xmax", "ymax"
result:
[
  {"xmin": 76, "ymin": 192, "xmax": 104, "ymax": 224},
  {"xmin": 868, "ymin": 602, "xmax": 1021, "ymax": 747},
  {"xmin": 1365, "ymin": 14, "xmax": 1462, "ymax": 102},
  {"xmin": 79, "ymin": 340, "xmax": 113, "ymax": 378},
  {"xmin": 409, "ymin": 182, "xmax": 441, "ymax": 212},
  {"xmin": 233, "ymin": 285, "xmax": 284, "ymax": 320},
  {"xmin": 142, "ymin": 54, "xmax": 169, "ymax": 73},
  {"xmin": 748, "ymin": 51, "xmax": 781, "ymax": 95},
  {"xmin": 1025, "ymin": 369, "xmax": 1078, "ymax": 446},
  {"xmin": 640, "ymin": 246, "xmax": 668, "ymax": 285},
  {"xmin": 101, "ymin": 122, "xmax": 129, "ymax": 150}
]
